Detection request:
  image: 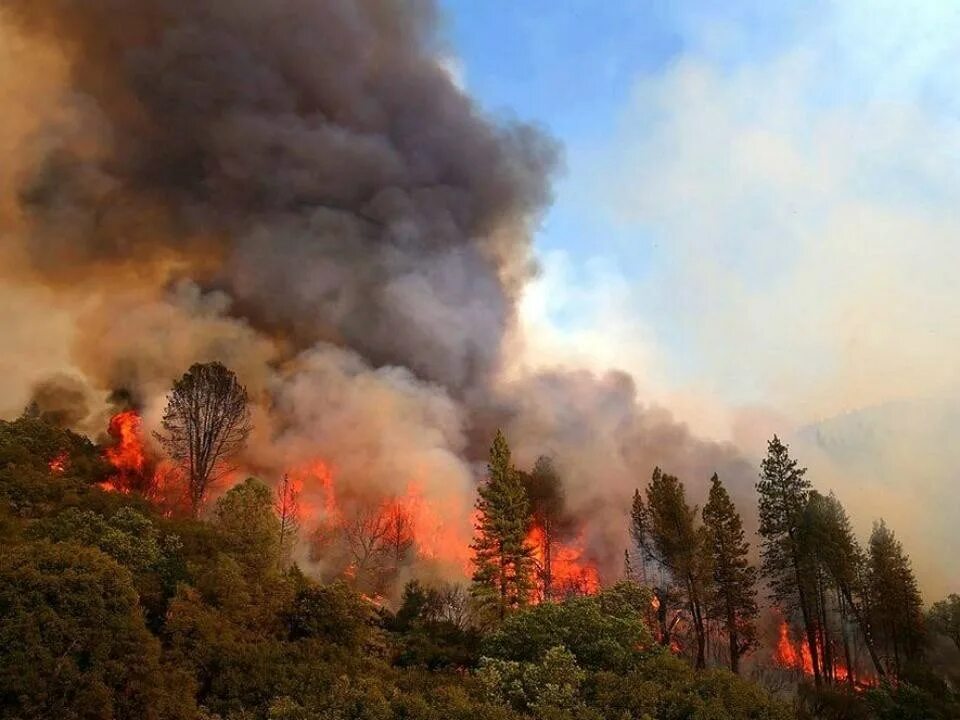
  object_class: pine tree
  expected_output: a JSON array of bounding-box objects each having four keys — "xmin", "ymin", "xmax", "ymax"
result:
[
  {"xmin": 630, "ymin": 488, "xmax": 650, "ymax": 585},
  {"xmin": 928, "ymin": 594, "xmax": 960, "ymax": 652},
  {"xmin": 799, "ymin": 492, "xmax": 886, "ymax": 682},
  {"xmin": 275, "ymin": 473, "xmax": 301, "ymax": 569},
  {"xmin": 756, "ymin": 435, "xmax": 823, "ymax": 687},
  {"xmin": 644, "ymin": 469, "xmax": 711, "ymax": 669},
  {"xmin": 630, "ymin": 474, "xmax": 677, "ymax": 647},
  {"xmin": 867, "ymin": 520, "xmax": 925, "ymax": 678},
  {"xmin": 702, "ymin": 473, "xmax": 758, "ymax": 674},
  {"xmin": 470, "ymin": 430, "xmax": 534, "ymax": 623}
]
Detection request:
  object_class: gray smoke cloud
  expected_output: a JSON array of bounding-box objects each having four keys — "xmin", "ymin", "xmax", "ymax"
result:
[
  {"xmin": 4, "ymin": 0, "xmax": 556, "ymax": 391},
  {"xmin": 1, "ymin": 0, "xmax": 755, "ymax": 587}
]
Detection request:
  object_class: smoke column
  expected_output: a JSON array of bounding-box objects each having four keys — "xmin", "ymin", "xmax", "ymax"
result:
[{"xmin": 0, "ymin": 0, "xmax": 749, "ymax": 585}]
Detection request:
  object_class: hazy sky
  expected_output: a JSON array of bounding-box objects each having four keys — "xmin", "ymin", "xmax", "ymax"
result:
[
  {"xmin": 442, "ymin": 0, "xmax": 960, "ymax": 434},
  {"xmin": 440, "ymin": 0, "xmax": 960, "ymax": 596}
]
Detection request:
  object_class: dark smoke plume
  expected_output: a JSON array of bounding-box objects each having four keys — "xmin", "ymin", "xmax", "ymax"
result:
[
  {"xmin": 1, "ymin": 0, "xmax": 753, "ymax": 585},
  {"xmin": 5, "ymin": 0, "xmax": 557, "ymax": 390}
]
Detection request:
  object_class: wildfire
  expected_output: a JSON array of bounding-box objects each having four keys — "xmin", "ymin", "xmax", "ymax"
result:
[
  {"xmin": 47, "ymin": 451, "xmax": 69, "ymax": 474},
  {"xmin": 286, "ymin": 460, "xmax": 338, "ymax": 522},
  {"xmin": 773, "ymin": 614, "xmax": 865, "ymax": 685},
  {"xmin": 102, "ymin": 410, "xmax": 148, "ymax": 494},
  {"xmin": 398, "ymin": 480, "xmax": 472, "ymax": 573},
  {"xmin": 775, "ymin": 617, "xmax": 813, "ymax": 674},
  {"xmin": 526, "ymin": 523, "xmax": 600, "ymax": 601}
]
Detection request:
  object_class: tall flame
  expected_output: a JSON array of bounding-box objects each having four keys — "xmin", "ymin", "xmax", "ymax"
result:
[
  {"xmin": 526, "ymin": 523, "xmax": 600, "ymax": 601},
  {"xmin": 102, "ymin": 410, "xmax": 148, "ymax": 494}
]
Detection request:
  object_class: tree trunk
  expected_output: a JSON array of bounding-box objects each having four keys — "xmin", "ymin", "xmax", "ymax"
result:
[
  {"xmin": 728, "ymin": 603, "xmax": 741, "ymax": 674},
  {"xmin": 817, "ymin": 573, "xmax": 833, "ymax": 683},
  {"xmin": 837, "ymin": 587, "xmax": 856, "ymax": 686},
  {"xmin": 791, "ymin": 541, "xmax": 822, "ymax": 687},
  {"xmin": 840, "ymin": 585, "xmax": 885, "ymax": 679}
]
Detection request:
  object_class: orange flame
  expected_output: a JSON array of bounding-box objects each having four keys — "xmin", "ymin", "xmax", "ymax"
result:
[
  {"xmin": 773, "ymin": 614, "xmax": 866, "ymax": 685},
  {"xmin": 526, "ymin": 523, "xmax": 600, "ymax": 601},
  {"xmin": 101, "ymin": 410, "xmax": 148, "ymax": 494},
  {"xmin": 47, "ymin": 451, "xmax": 69, "ymax": 474},
  {"xmin": 775, "ymin": 617, "xmax": 810, "ymax": 672}
]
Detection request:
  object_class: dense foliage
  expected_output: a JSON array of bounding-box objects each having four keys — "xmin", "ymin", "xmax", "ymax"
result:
[{"xmin": 0, "ymin": 413, "xmax": 957, "ymax": 719}]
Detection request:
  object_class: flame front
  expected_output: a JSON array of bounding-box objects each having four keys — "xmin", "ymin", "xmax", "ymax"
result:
[
  {"xmin": 102, "ymin": 410, "xmax": 148, "ymax": 494},
  {"xmin": 526, "ymin": 523, "xmax": 600, "ymax": 601}
]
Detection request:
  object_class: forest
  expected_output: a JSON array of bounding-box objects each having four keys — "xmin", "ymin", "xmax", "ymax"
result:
[{"xmin": 1, "ymin": 361, "xmax": 958, "ymax": 720}]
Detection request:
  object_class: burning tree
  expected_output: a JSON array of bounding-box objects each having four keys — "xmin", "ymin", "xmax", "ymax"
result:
[
  {"xmin": 756, "ymin": 436, "xmax": 824, "ymax": 687},
  {"xmin": 470, "ymin": 430, "xmax": 535, "ymax": 623},
  {"xmin": 520, "ymin": 455, "xmax": 572, "ymax": 601},
  {"xmin": 638, "ymin": 468, "xmax": 711, "ymax": 669},
  {"xmin": 154, "ymin": 362, "xmax": 251, "ymax": 516},
  {"xmin": 341, "ymin": 501, "xmax": 415, "ymax": 593}
]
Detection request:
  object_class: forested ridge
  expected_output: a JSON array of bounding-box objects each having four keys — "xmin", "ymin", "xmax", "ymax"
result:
[{"xmin": 0, "ymin": 364, "xmax": 958, "ymax": 720}]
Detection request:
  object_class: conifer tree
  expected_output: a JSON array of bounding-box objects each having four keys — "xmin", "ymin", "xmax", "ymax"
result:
[
  {"xmin": 702, "ymin": 473, "xmax": 758, "ymax": 674},
  {"xmin": 756, "ymin": 435, "xmax": 823, "ymax": 686},
  {"xmin": 470, "ymin": 430, "xmax": 534, "ymax": 622},
  {"xmin": 644, "ymin": 469, "xmax": 711, "ymax": 668},
  {"xmin": 629, "ymin": 488, "xmax": 649, "ymax": 585},
  {"xmin": 275, "ymin": 473, "xmax": 301, "ymax": 568},
  {"xmin": 799, "ymin": 491, "xmax": 886, "ymax": 682},
  {"xmin": 928, "ymin": 594, "xmax": 960, "ymax": 652},
  {"xmin": 631, "ymin": 476, "xmax": 677, "ymax": 647},
  {"xmin": 867, "ymin": 520, "xmax": 925, "ymax": 678}
]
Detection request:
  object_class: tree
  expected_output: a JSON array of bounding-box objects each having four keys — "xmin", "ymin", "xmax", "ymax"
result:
[
  {"xmin": 339, "ymin": 500, "xmax": 414, "ymax": 593},
  {"xmin": 214, "ymin": 477, "xmax": 281, "ymax": 582},
  {"xmin": 798, "ymin": 491, "xmax": 886, "ymax": 683},
  {"xmin": 756, "ymin": 435, "xmax": 823, "ymax": 687},
  {"xmin": 643, "ymin": 468, "xmax": 711, "ymax": 668},
  {"xmin": 154, "ymin": 362, "xmax": 252, "ymax": 516},
  {"xmin": 0, "ymin": 541, "xmax": 172, "ymax": 719},
  {"xmin": 470, "ymin": 429, "xmax": 534, "ymax": 623},
  {"xmin": 702, "ymin": 473, "xmax": 758, "ymax": 674},
  {"xmin": 630, "ymin": 480, "xmax": 681, "ymax": 648},
  {"xmin": 928, "ymin": 594, "xmax": 960, "ymax": 652},
  {"xmin": 521, "ymin": 455, "xmax": 570, "ymax": 601},
  {"xmin": 867, "ymin": 520, "xmax": 925, "ymax": 678},
  {"xmin": 283, "ymin": 578, "xmax": 372, "ymax": 649},
  {"xmin": 481, "ymin": 581, "xmax": 654, "ymax": 673},
  {"xmin": 274, "ymin": 473, "xmax": 301, "ymax": 568}
]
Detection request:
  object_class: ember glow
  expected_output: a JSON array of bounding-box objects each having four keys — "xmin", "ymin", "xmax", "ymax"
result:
[{"xmin": 47, "ymin": 451, "xmax": 68, "ymax": 474}]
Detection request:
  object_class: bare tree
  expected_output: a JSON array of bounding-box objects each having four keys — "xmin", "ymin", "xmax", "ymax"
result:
[
  {"xmin": 275, "ymin": 473, "xmax": 301, "ymax": 567},
  {"xmin": 154, "ymin": 362, "xmax": 252, "ymax": 516},
  {"xmin": 340, "ymin": 500, "xmax": 415, "ymax": 593},
  {"xmin": 384, "ymin": 503, "xmax": 415, "ymax": 573}
]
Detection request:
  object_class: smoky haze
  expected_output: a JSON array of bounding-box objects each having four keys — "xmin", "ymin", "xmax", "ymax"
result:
[{"xmin": 0, "ymin": 0, "xmax": 752, "ymax": 586}]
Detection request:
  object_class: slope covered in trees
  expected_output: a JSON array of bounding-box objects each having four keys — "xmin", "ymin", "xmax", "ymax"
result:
[{"xmin": 0, "ymin": 367, "xmax": 958, "ymax": 720}]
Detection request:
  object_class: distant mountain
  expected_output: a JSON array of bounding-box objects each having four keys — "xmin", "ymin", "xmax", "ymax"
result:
[{"xmin": 798, "ymin": 397, "xmax": 960, "ymax": 471}]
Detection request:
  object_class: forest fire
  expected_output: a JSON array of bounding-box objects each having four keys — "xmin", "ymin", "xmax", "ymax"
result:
[
  {"xmin": 773, "ymin": 615, "xmax": 864, "ymax": 686},
  {"xmin": 775, "ymin": 617, "xmax": 814, "ymax": 675},
  {"xmin": 47, "ymin": 451, "xmax": 68, "ymax": 474},
  {"xmin": 526, "ymin": 523, "xmax": 601, "ymax": 601},
  {"xmin": 102, "ymin": 410, "xmax": 149, "ymax": 494}
]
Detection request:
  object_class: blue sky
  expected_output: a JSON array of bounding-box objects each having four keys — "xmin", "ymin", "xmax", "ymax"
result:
[
  {"xmin": 439, "ymin": 1, "xmax": 960, "ymax": 594},
  {"xmin": 440, "ymin": 0, "xmax": 960, "ymax": 426}
]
